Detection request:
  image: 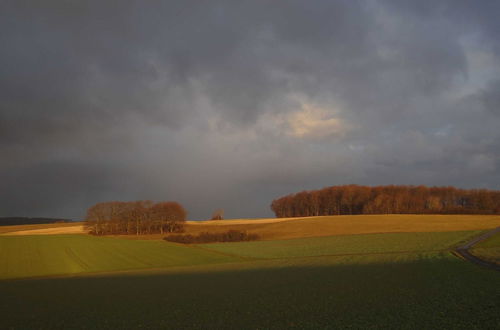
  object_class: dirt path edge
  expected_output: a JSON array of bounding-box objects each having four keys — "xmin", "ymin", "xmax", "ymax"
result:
[{"xmin": 453, "ymin": 227, "xmax": 500, "ymax": 271}]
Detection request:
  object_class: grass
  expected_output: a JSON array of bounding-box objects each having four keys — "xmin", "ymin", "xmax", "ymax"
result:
[
  {"xmin": 0, "ymin": 230, "xmax": 479, "ymax": 280},
  {"xmin": 470, "ymin": 230, "xmax": 500, "ymax": 265},
  {"xmin": 474, "ymin": 230, "xmax": 500, "ymax": 248},
  {"xmin": 1, "ymin": 226, "xmax": 499, "ymax": 328},
  {"xmin": 0, "ymin": 252, "xmax": 499, "ymax": 329},
  {"xmin": 0, "ymin": 235, "xmax": 238, "ymax": 280},
  {"xmin": 198, "ymin": 231, "xmax": 481, "ymax": 259},
  {"xmin": 183, "ymin": 214, "xmax": 500, "ymax": 240}
]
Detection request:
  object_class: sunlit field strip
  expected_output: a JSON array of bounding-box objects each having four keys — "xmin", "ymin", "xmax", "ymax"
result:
[{"xmin": 197, "ymin": 230, "xmax": 481, "ymax": 259}]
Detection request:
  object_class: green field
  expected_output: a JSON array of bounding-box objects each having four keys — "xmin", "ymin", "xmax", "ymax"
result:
[
  {"xmin": 0, "ymin": 231, "xmax": 480, "ymax": 280},
  {"xmin": 471, "ymin": 230, "xmax": 500, "ymax": 265},
  {"xmin": 1, "ymin": 252, "xmax": 499, "ymax": 329},
  {"xmin": 198, "ymin": 231, "xmax": 480, "ymax": 259},
  {"xmin": 1, "ymin": 231, "xmax": 499, "ymax": 329},
  {"xmin": 0, "ymin": 235, "xmax": 238, "ymax": 279}
]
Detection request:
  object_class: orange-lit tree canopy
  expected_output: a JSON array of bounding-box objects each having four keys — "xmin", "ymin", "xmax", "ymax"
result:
[{"xmin": 271, "ymin": 185, "xmax": 500, "ymax": 218}]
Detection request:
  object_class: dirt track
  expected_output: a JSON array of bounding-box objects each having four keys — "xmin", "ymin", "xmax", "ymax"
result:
[{"xmin": 454, "ymin": 227, "xmax": 500, "ymax": 271}]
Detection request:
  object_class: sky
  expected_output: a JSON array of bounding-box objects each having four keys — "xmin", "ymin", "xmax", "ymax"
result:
[{"xmin": 1, "ymin": 1, "xmax": 500, "ymax": 220}]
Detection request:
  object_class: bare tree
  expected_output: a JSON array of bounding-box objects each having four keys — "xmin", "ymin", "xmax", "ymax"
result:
[
  {"xmin": 152, "ymin": 201, "xmax": 187, "ymax": 234},
  {"xmin": 211, "ymin": 208, "xmax": 224, "ymax": 220},
  {"xmin": 84, "ymin": 200, "xmax": 187, "ymax": 235}
]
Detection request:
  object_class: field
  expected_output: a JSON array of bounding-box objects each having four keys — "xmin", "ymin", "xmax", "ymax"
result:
[
  {"xmin": 0, "ymin": 221, "xmax": 82, "ymax": 235},
  {"xmin": 470, "ymin": 230, "xmax": 500, "ymax": 266},
  {"xmin": 198, "ymin": 231, "xmax": 480, "ymax": 259},
  {"xmin": 1, "ymin": 250, "xmax": 499, "ymax": 328},
  {"xmin": 183, "ymin": 214, "xmax": 500, "ymax": 240},
  {"xmin": 3, "ymin": 215, "xmax": 499, "ymax": 239},
  {"xmin": 1, "ymin": 215, "xmax": 499, "ymax": 329},
  {"xmin": 0, "ymin": 230, "xmax": 480, "ymax": 280},
  {"xmin": 0, "ymin": 235, "xmax": 237, "ymax": 280}
]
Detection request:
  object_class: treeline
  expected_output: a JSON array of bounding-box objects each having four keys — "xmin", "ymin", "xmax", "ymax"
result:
[
  {"xmin": 271, "ymin": 185, "xmax": 500, "ymax": 218},
  {"xmin": 84, "ymin": 201, "xmax": 187, "ymax": 235},
  {"xmin": 165, "ymin": 230, "xmax": 259, "ymax": 244},
  {"xmin": 0, "ymin": 217, "xmax": 71, "ymax": 226}
]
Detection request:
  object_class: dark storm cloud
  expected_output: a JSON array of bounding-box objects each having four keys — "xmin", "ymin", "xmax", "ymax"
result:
[
  {"xmin": 480, "ymin": 80, "xmax": 500, "ymax": 116},
  {"xmin": 1, "ymin": 1, "xmax": 499, "ymax": 219}
]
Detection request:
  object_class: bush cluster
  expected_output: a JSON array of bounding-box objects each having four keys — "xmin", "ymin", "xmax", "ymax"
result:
[{"xmin": 164, "ymin": 230, "xmax": 259, "ymax": 244}]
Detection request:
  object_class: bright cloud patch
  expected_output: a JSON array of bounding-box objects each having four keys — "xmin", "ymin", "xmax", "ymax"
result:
[{"xmin": 287, "ymin": 103, "xmax": 347, "ymax": 140}]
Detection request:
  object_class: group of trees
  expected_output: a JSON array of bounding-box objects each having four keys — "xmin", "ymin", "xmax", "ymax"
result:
[
  {"xmin": 271, "ymin": 185, "xmax": 500, "ymax": 218},
  {"xmin": 84, "ymin": 201, "xmax": 187, "ymax": 235}
]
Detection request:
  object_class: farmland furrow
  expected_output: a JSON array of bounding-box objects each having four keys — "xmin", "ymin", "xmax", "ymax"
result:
[{"xmin": 65, "ymin": 247, "xmax": 90, "ymax": 270}]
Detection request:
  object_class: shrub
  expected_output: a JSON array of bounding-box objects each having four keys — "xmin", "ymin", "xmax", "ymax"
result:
[{"xmin": 164, "ymin": 230, "xmax": 259, "ymax": 244}]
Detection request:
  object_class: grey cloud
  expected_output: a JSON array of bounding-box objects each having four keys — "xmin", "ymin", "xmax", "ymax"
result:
[
  {"xmin": 0, "ymin": 159, "xmax": 130, "ymax": 218},
  {"xmin": 1, "ymin": 1, "xmax": 499, "ymax": 219},
  {"xmin": 479, "ymin": 80, "xmax": 500, "ymax": 116}
]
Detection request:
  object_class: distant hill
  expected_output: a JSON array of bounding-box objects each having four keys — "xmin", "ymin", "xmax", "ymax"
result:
[{"xmin": 0, "ymin": 217, "xmax": 72, "ymax": 226}]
